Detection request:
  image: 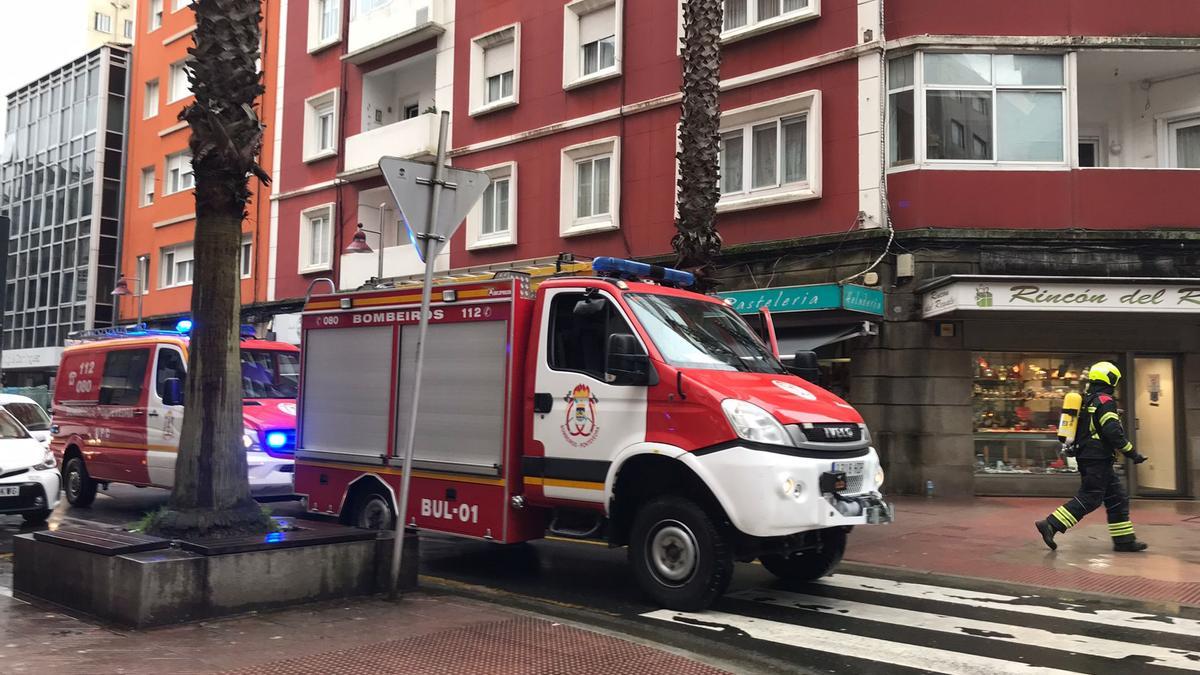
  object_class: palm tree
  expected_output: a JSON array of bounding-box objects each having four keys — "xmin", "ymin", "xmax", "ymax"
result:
[
  {"xmin": 147, "ymin": 0, "xmax": 272, "ymax": 537},
  {"xmin": 674, "ymin": 0, "xmax": 724, "ymax": 286}
]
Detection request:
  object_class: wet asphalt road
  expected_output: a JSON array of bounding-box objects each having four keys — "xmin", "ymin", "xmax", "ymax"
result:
[{"xmin": 3, "ymin": 487, "xmax": 1199, "ymax": 674}]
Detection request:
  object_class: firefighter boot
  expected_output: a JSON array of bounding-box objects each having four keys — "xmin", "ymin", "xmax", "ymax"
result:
[
  {"xmin": 1113, "ymin": 540, "xmax": 1149, "ymax": 553},
  {"xmin": 1035, "ymin": 520, "xmax": 1058, "ymax": 551}
]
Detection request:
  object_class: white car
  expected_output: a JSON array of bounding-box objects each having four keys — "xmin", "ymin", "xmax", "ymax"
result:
[
  {"xmin": 0, "ymin": 393, "xmax": 53, "ymax": 447},
  {"xmin": 0, "ymin": 408, "xmax": 61, "ymax": 525}
]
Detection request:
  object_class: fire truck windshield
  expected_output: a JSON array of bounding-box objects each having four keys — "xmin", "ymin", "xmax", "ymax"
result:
[
  {"xmin": 625, "ymin": 294, "xmax": 786, "ymax": 374},
  {"xmin": 240, "ymin": 349, "xmax": 300, "ymax": 399}
]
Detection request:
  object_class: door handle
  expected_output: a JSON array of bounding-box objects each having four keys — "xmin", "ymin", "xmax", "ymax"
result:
[
  {"xmin": 132, "ymin": 410, "xmax": 145, "ymax": 417},
  {"xmin": 147, "ymin": 410, "xmax": 160, "ymax": 417},
  {"xmin": 533, "ymin": 393, "xmax": 554, "ymax": 414}
]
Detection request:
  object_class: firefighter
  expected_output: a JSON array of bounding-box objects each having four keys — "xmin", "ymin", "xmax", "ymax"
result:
[{"xmin": 1036, "ymin": 361, "xmax": 1149, "ymax": 552}]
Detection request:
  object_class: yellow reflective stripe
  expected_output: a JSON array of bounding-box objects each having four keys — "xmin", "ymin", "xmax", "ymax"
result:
[
  {"xmin": 1053, "ymin": 507, "xmax": 1077, "ymax": 528},
  {"xmin": 1099, "ymin": 412, "xmax": 1120, "ymax": 426},
  {"xmin": 1121, "ymin": 442, "xmax": 1133, "ymax": 452}
]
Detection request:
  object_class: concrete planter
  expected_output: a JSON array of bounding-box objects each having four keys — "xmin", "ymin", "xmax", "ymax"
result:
[{"xmin": 13, "ymin": 522, "xmax": 418, "ymax": 628}]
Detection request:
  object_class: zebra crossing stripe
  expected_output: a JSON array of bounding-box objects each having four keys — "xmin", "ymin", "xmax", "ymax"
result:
[
  {"xmin": 641, "ymin": 609, "xmax": 1083, "ymax": 675},
  {"xmin": 725, "ymin": 588, "xmax": 1200, "ymax": 671},
  {"xmin": 814, "ymin": 574, "xmax": 1200, "ymax": 637}
]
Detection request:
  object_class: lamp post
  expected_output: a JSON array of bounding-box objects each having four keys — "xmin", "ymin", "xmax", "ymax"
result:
[
  {"xmin": 343, "ymin": 203, "xmax": 391, "ymax": 285},
  {"xmin": 111, "ymin": 254, "xmax": 147, "ymax": 328}
]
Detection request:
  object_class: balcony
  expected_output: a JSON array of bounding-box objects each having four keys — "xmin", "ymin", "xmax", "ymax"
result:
[
  {"xmin": 343, "ymin": 0, "xmax": 446, "ymax": 65},
  {"xmin": 344, "ymin": 111, "xmax": 439, "ymax": 176},
  {"xmin": 338, "ymin": 186, "xmax": 450, "ymax": 289}
]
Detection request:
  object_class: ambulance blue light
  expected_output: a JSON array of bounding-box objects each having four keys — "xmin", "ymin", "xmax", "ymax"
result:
[
  {"xmin": 265, "ymin": 431, "xmax": 288, "ymax": 449},
  {"xmin": 175, "ymin": 319, "xmax": 193, "ymax": 333},
  {"xmin": 592, "ymin": 257, "xmax": 695, "ymax": 287}
]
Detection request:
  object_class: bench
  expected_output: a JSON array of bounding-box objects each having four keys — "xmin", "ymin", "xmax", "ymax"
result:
[{"xmin": 32, "ymin": 526, "xmax": 171, "ymax": 556}]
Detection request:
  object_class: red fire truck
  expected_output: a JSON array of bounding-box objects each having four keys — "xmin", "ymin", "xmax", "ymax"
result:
[{"xmin": 295, "ymin": 257, "xmax": 891, "ymax": 610}]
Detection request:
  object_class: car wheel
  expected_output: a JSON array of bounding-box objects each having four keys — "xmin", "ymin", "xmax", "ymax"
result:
[
  {"xmin": 760, "ymin": 527, "xmax": 848, "ymax": 582},
  {"xmin": 64, "ymin": 457, "xmax": 98, "ymax": 507},
  {"xmin": 352, "ymin": 490, "xmax": 394, "ymax": 531},
  {"xmin": 22, "ymin": 510, "xmax": 50, "ymax": 526},
  {"xmin": 629, "ymin": 495, "xmax": 733, "ymax": 612}
]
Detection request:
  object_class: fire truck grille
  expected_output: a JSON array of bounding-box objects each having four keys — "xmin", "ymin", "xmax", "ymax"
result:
[
  {"xmin": 844, "ymin": 474, "xmax": 865, "ymax": 494},
  {"xmin": 800, "ymin": 423, "xmax": 862, "ymax": 443}
]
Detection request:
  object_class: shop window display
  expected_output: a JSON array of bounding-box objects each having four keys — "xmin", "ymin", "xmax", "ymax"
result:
[{"xmin": 973, "ymin": 353, "xmax": 1122, "ymax": 476}]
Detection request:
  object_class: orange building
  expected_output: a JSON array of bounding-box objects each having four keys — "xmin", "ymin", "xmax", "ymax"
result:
[{"xmin": 118, "ymin": 0, "xmax": 278, "ymax": 326}]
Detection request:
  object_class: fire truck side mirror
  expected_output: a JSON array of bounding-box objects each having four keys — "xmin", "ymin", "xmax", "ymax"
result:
[
  {"xmin": 162, "ymin": 378, "xmax": 184, "ymax": 406},
  {"xmin": 605, "ymin": 334, "xmax": 657, "ymax": 387},
  {"xmin": 786, "ymin": 350, "xmax": 820, "ymax": 383}
]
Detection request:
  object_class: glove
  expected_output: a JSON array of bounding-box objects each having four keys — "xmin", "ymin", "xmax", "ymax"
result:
[{"xmin": 1131, "ymin": 452, "xmax": 1148, "ymax": 464}]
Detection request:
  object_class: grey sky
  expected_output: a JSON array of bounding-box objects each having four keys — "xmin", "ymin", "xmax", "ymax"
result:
[{"xmin": 0, "ymin": 0, "xmax": 92, "ymax": 135}]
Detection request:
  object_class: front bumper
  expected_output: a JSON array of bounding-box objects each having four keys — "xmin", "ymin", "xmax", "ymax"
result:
[
  {"xmin": 688, "ymin": 444, "xmax": 893, "ymax": 538},
  {"xmin": 247, "ymin": 451, "xmax": 295, "ymax": 497},
  {"xmin": 0, "ymin": 469, "xmax": 61, "ymax": 515}
]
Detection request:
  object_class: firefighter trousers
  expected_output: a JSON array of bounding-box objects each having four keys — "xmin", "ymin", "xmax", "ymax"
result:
[{"xmin": 1047, "ymin": 460, "xmax": 1136, "ymax": 542}]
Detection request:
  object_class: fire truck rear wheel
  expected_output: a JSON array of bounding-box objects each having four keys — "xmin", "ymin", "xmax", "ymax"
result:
[
  {"xmin": 629, "ymin": 496, "xmax": 733, "ymax": 611},
  {"xmin": 351, "ymin": 490, "xmax": 395, "ymax": 531},
  {"xmin": 64, "ymin": 457, "xmax": 97, "ymax": 507},
  {"xmin": 759, "ymin": 527, "xmax": 847, "ymax": 582}
]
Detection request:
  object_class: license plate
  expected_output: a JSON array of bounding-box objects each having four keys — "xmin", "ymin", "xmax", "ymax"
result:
[
  {"xmin": 0, "ymin": 486, "xmax": 18, "ymax": 497},
  {"xmin": 832, "ymin": 461, "xmax": 864, "ymax": 477}
]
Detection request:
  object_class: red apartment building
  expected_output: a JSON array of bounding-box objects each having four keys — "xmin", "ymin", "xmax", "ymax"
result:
[
  {"xmin": 118, "ymin": 0, "xmax": 281, "ymax": 333},
  {"xmin": 269, "ymin": 0, "xmax": 1200, "ymax": 499}
]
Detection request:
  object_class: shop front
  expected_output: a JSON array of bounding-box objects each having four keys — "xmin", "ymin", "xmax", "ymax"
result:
[
  {"xmin": 718, "ymin": 282, "xmax": 884, "ymax": 399},
  {"xmin": 922, "ymin": 276, "xmax": 1200, "ymax": 498}
]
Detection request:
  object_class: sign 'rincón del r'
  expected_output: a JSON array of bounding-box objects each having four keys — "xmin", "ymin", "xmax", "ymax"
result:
[{"xmin": 922, "ymin": 278, "xmax": 1200, "ymax": 318}]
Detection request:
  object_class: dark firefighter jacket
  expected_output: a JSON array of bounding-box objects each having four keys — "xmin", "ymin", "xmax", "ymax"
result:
[{"xmin": 1075, "ymin": 383, "xmax": 1135, "ymax": 462}]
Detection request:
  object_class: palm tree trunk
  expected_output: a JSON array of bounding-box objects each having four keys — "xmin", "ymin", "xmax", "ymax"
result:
[
  {"xmin": 148, "ymin": 0, "xmax": 272, "ymax": 537},
  {"xmin": 674, "ymin": 0, "xmax": 724, "ymax": 286}
]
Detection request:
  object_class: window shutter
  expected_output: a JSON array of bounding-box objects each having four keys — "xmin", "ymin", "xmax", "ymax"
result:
[
  {"xmin": 484, "ymin": 40, "xmax": 514, "ymax": 78},
  {"xmin": 579, "ymin": 5, "xmax": 615, "ymax": 46}
]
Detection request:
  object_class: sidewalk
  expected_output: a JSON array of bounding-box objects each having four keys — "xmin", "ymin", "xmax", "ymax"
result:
[
  {"xmin": 844, "ymin": 496, "xmax": 1200, "ymax": 608},
  {"xmin": 0, "ymin": 592, "xmax": 728, "ymax": 674}
]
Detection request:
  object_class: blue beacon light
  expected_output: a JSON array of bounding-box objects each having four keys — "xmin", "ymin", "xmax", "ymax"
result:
[
  {"xmin": 175, "ymin": 319, "xmax": 194, "ymax": 333},
  {"xmin": 265, "ymin": 431, "xmax": 288, "ymax": 449},
  {"xmin": 591, "ymin": 257, "xmax": 695, "ymax": 287}
]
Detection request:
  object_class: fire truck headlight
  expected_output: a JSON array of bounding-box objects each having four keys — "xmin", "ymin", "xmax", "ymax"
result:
[
  {"xmin": 721, "ymin": 399, "xmax": 793, "ymax": 447},
  {"xmin": 243, "ymin": 429, "xmax": 261, "ymax": 451},
  {"xmin": 875, "ymin": 465, "xmax": 886, "ymax": 490}
]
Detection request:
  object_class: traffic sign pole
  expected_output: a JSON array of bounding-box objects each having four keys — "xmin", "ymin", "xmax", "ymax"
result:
[{"xmin": 389, "ymin": 111, "xmax": 451, "ymax": 599}]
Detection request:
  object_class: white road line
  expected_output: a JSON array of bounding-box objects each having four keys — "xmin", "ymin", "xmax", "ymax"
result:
[
  {"xmin": 816, "ymin": 573, "xmax": 1200, "ymax": 638},
  {"xmin": 642, "ymin": 609, "xmax": 1083, "ymax": 675},
  {"xmin": 727, "ymin": 588, "xmax": 1200, "ymax": 671}
]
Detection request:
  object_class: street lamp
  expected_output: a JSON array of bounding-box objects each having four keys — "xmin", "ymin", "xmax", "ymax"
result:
[
  {"xmin": 111, "ymin": 254, "xmax": 147, "ymax": 328},
  {"xmin": 342, "ymin": 203, "xmax": 391, "ymax": 285}
]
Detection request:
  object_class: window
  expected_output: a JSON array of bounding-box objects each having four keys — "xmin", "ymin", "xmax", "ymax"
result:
[
  {"xmin": 1166, "ymin": 116, "xmax": 1200, "ymax": 168},
  {"xmin": 354, "ymin": 0, "xmax": 392, "ymax": 15},
  {"xmin": 160, "ymin": 242, "xmax": 195, "ymax": 288},
  {"xmin": 174, "ymin": 0, "xmax": 195, "ymax": 11},
  {"xmin": 560, "ymin": 137, "xmax": 620, "ymax": 236},
  {"xmin": 144, "ymin": 80, "xmax": 160, "ymax": 118},
  {"xmin": 123, "ymin": 19, "xmax": 134, "ymax": 39},
  {"xmin": 240, "ymin": 235, "xmax": 253, "ymax": 277},
  {"xmin": 714, "ymin": 90, "xmax": 820, "ymax": 211},
  {"xmin": 309, "ymin": 0, "xmax": 341, "ymax": 51},
  {"xmin": 1078, "ymin": 137, "xmax": 1101, "ymax": 168},
  {"xmin": 403, "ymin": 103, "xmax": 420, "ymax": 120},
  {"xmin": 94, "ymin": 12, "xmax": 113, "ymax": 33},
  {"xmin": 149, "ymin": 0, "xmax": 163, "ymax": 30},
  {"xmin": 564, "ymin": 0, "xmax": 621, "ymax": 89},
  {"xmin": 304, "ymin": 89, "xmax": 338, "ymax": 162},
  {"xmin": 136, "ymin": 255, "xmax": 150, "ymax": 295},
  {"xmin": 889, "ymin": 53, "xmax": 1067, "ymax": 167},
  {"xmin": 164, "ymin": 151, "xmax": 194, "ymax": 194},
  {"xmin": 548, "ymin": 291, "xmax": 640, "ymax": 383},
  {"xmin": 467, "ymin": 163, "xmax": 517, "ymax": 249},
  {"xmin": 155, "ymin": 347, "xmax": 187, "ymax": 401},
  {"xmin": 99, "ymin": 349, "xmax": 150, "ymax": 406},
  {"xmin": 469, "ymin": 25, "xmax": 520, "ymax": 116},
  {"xmin": 299, "ymin": 204, "xmax": 334, "ymax": 272},
  {"xmin": 168, "ymin": 60, "xmax": 192, "ymax": 103},
  {"xmin": 720, "ymin": 0, "xmax": 815, "ymax": 39},
  {"xmin": 973, "ymin": 353, "xmax": 1120, "ymax": 478},
  {"xmin": 140, "ymin": 167, "xmax": 155, "ymax": 206}
]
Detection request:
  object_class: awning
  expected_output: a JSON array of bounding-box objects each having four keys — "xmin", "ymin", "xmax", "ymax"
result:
[
  {"xmin": 919, "ymin": 275, "xmax": 1200, "ymax": 318},
  {"xmin": 777, "ymin": 321, "xmax": 877, "ymax": 357}
]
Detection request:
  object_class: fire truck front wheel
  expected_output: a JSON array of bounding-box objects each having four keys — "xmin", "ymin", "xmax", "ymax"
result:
[
  {"xmin": 63, "ymin": 456, "xmax": 97, "ymax": 507},
  {"xmin": 629, "ymin": 496, "xmax": 733, "ymax": 611},
  {"xmin": 349, "ymin": 489, "xmax": 394, "ymax": 531},
  {"xmin": 759, "ymin": 526, "xmax": 847, "ymax": 582}
]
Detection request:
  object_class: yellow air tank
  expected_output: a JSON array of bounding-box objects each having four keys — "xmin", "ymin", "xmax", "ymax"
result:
[{"xmin": 1057, "ymin": 392, "xmax": 1083, "ymax": 444}]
